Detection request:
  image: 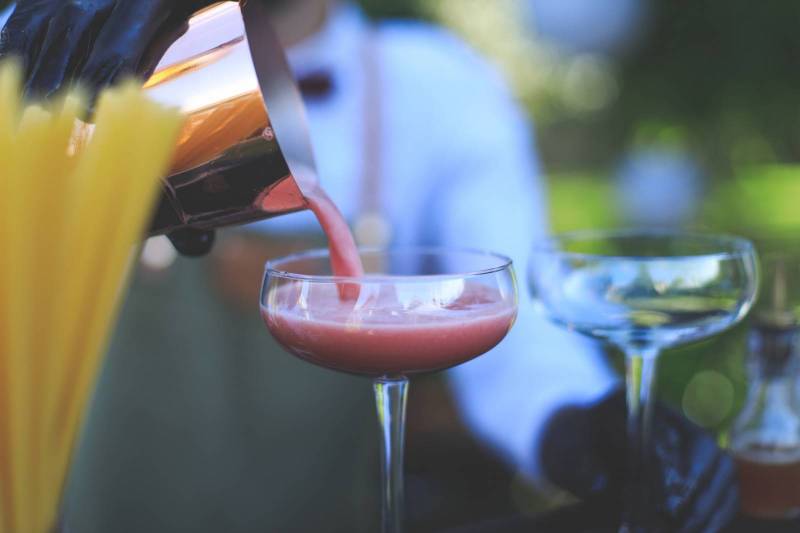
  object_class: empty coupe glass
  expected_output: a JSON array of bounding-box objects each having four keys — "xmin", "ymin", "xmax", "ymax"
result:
[{"xmin": 530, "ymin": 230, "xmax": 758, "ymax": 532}]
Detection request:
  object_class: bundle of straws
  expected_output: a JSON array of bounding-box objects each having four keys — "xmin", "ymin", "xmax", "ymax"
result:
[{"xmin": 0, "ymin": 62, "xmax": 183, "ymax": 532}]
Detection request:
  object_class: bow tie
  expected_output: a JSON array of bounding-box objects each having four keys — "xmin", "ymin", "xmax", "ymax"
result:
[{"xmin": 297, "ymin": 70, "xmax": 334, "ymax": 100}]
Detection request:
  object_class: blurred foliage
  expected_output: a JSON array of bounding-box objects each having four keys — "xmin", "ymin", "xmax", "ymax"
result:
[
  {"xmin": 611, "ymin": 0, "xmax": 800, "ymax": 173},
  {"xmin": 400, "ymin": 0, "xmax": 800, "ymax": 177},
  {"xmin": 545, "ymin": 173, "xmax": 620, "ymax": 232},
  {"xmin": 705, "ymin": 165, "xmax": 800, "ymax": 239}
]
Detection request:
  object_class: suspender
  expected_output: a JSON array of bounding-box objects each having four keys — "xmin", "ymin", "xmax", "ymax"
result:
[{"xmin": 354, "ymin": 28, "xmax": 392, "ymax": 248}]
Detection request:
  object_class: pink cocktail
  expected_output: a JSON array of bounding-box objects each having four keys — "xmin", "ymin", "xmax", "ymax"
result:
[
  {"xmin": 264, "ymin": 281, "xmax": 515, "ymax": 376},
  {"xmin": 261, "ymin": 248, "xmax": 517, "ymax": 533}
]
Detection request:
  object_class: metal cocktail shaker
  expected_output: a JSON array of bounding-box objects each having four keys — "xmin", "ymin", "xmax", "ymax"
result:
[{"xmin": 143, "ymin": 1, "xmax": 316, "ymax": 235}]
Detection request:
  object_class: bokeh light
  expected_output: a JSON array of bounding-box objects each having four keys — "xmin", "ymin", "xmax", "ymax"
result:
[{"xmin": 682, "ymin": 370, "xmax": 736, "ymax": 428}]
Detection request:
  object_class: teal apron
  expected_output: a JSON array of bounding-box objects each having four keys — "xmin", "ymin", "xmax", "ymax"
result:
[{"xmin": 64, "ymin": 243, "xmax": 380, "ymax": 533}]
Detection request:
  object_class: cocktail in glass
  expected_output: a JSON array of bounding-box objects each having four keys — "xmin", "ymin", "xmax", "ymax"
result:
[
  {"xmin": 261, "ymin": 247, "xmax": 518, "ymax": 533},
  {"xmin": 529, "ymin": 230, "xmax": 758, "ymax": 532}
]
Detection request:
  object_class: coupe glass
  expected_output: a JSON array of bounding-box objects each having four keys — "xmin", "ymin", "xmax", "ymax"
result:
[
  {"xmin": 261, "ymin": 247, "xmax": 518, "ymax": 533},
  {"xmin": 529, "ymin": 230, "xmax": 758, "ymax": 532}
]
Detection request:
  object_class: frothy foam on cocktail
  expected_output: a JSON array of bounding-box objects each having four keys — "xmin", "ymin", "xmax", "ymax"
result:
[{"xmin": 263, "ymin": 282, "xmax": 515, "ymax": 376}]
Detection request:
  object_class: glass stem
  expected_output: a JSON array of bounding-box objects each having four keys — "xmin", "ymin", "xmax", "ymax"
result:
[
  {"xmin": 621, "ymin": 348, "xmax": 660, "ymax": 533},
  {"xmin": 374, "ymin": 376, "xmax": 409, "ymax": 533}
]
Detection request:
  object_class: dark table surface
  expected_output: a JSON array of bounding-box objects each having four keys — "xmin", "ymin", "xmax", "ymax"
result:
[{"xmin": 440, "ymin": 503, "xmax": 800, "ymax": 533}]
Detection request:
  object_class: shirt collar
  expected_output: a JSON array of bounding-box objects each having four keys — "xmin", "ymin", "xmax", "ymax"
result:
[{"xmin": 286, "ymin": 3, "xmax": 369, "ymax": 79}]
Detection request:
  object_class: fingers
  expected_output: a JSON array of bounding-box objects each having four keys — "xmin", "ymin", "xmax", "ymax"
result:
[
  {"xmin": 700, "ymin": 485, "xmax": 739, "ymax": 533},
  {"xmin": 540, "ymin": 388, "xmax": 628, "ymax": 504},
  {"xmin": 79, "ymin": 0, "xmax": 173, "ymax": 90},
  {"xmin": 540, "ymin": 404, "xmax": 601, "ymax": 499},
  {"xmin": 677, "ymin": 452, "xmax": 739, "ymax": 533},
  {"xmin": 24, "ymin": 2, "xmax": 112, "ymax": 99},
  {"xmin": 3, "ymin": 0, "xmax": 199, "ymax": 101},
  {"xmin": 648, "ymin": 405, "xmax": 739, "ymax": 532},
  {"xmin": 592, "ymin": 387, "xmax": 628, "ymax": 466},
  {"xmin": 653, "ymin": 415, "xmax": 717, "ymax": 517},
  {"xmin": 136, "ymin": 14, "xmax": 189, "ymax": 81},
  {"xmin": 0, "ymin": 4, "xmax": 52, "ymax": 78}
]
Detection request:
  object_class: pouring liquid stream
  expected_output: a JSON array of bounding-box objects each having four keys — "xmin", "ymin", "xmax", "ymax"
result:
[{"xmin": 302, "ymin": 184, "xmax": 364, "ymax": 299}]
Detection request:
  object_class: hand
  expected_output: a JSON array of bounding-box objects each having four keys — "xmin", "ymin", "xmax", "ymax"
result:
[
  {"xmin": 540, "ymin": 388, "xmax": 738, "ymax": 533},
  {"xmin": 0, "ymin": 0, "xmax": 215, "ymax": 99},
  {"xmin": 2, "ymin": 0, "xmax": 221, "ymax": 256}
]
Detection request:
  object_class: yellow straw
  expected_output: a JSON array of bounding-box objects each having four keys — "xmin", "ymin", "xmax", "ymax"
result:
[
  {"xmin": 32, "ymin": 96, "xmax": 84, "ymax": 531},
  {"xmin": 0, "ymin": 60, "xmax": 22, "ymax": 533},
  {"xmin": 0, "ymin": 62, "xmax": 183, "ymax": 533}
]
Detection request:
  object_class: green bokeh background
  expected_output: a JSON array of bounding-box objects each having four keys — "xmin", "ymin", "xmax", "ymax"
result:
[{"xmin": 3, "ymin": 0, "xmax": 800, "ymax": 439}]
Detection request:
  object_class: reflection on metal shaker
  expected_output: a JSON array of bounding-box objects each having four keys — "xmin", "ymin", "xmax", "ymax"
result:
[{"xmin": 140, "ymin": 1, "xmax": 317, "ymax": 234}]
